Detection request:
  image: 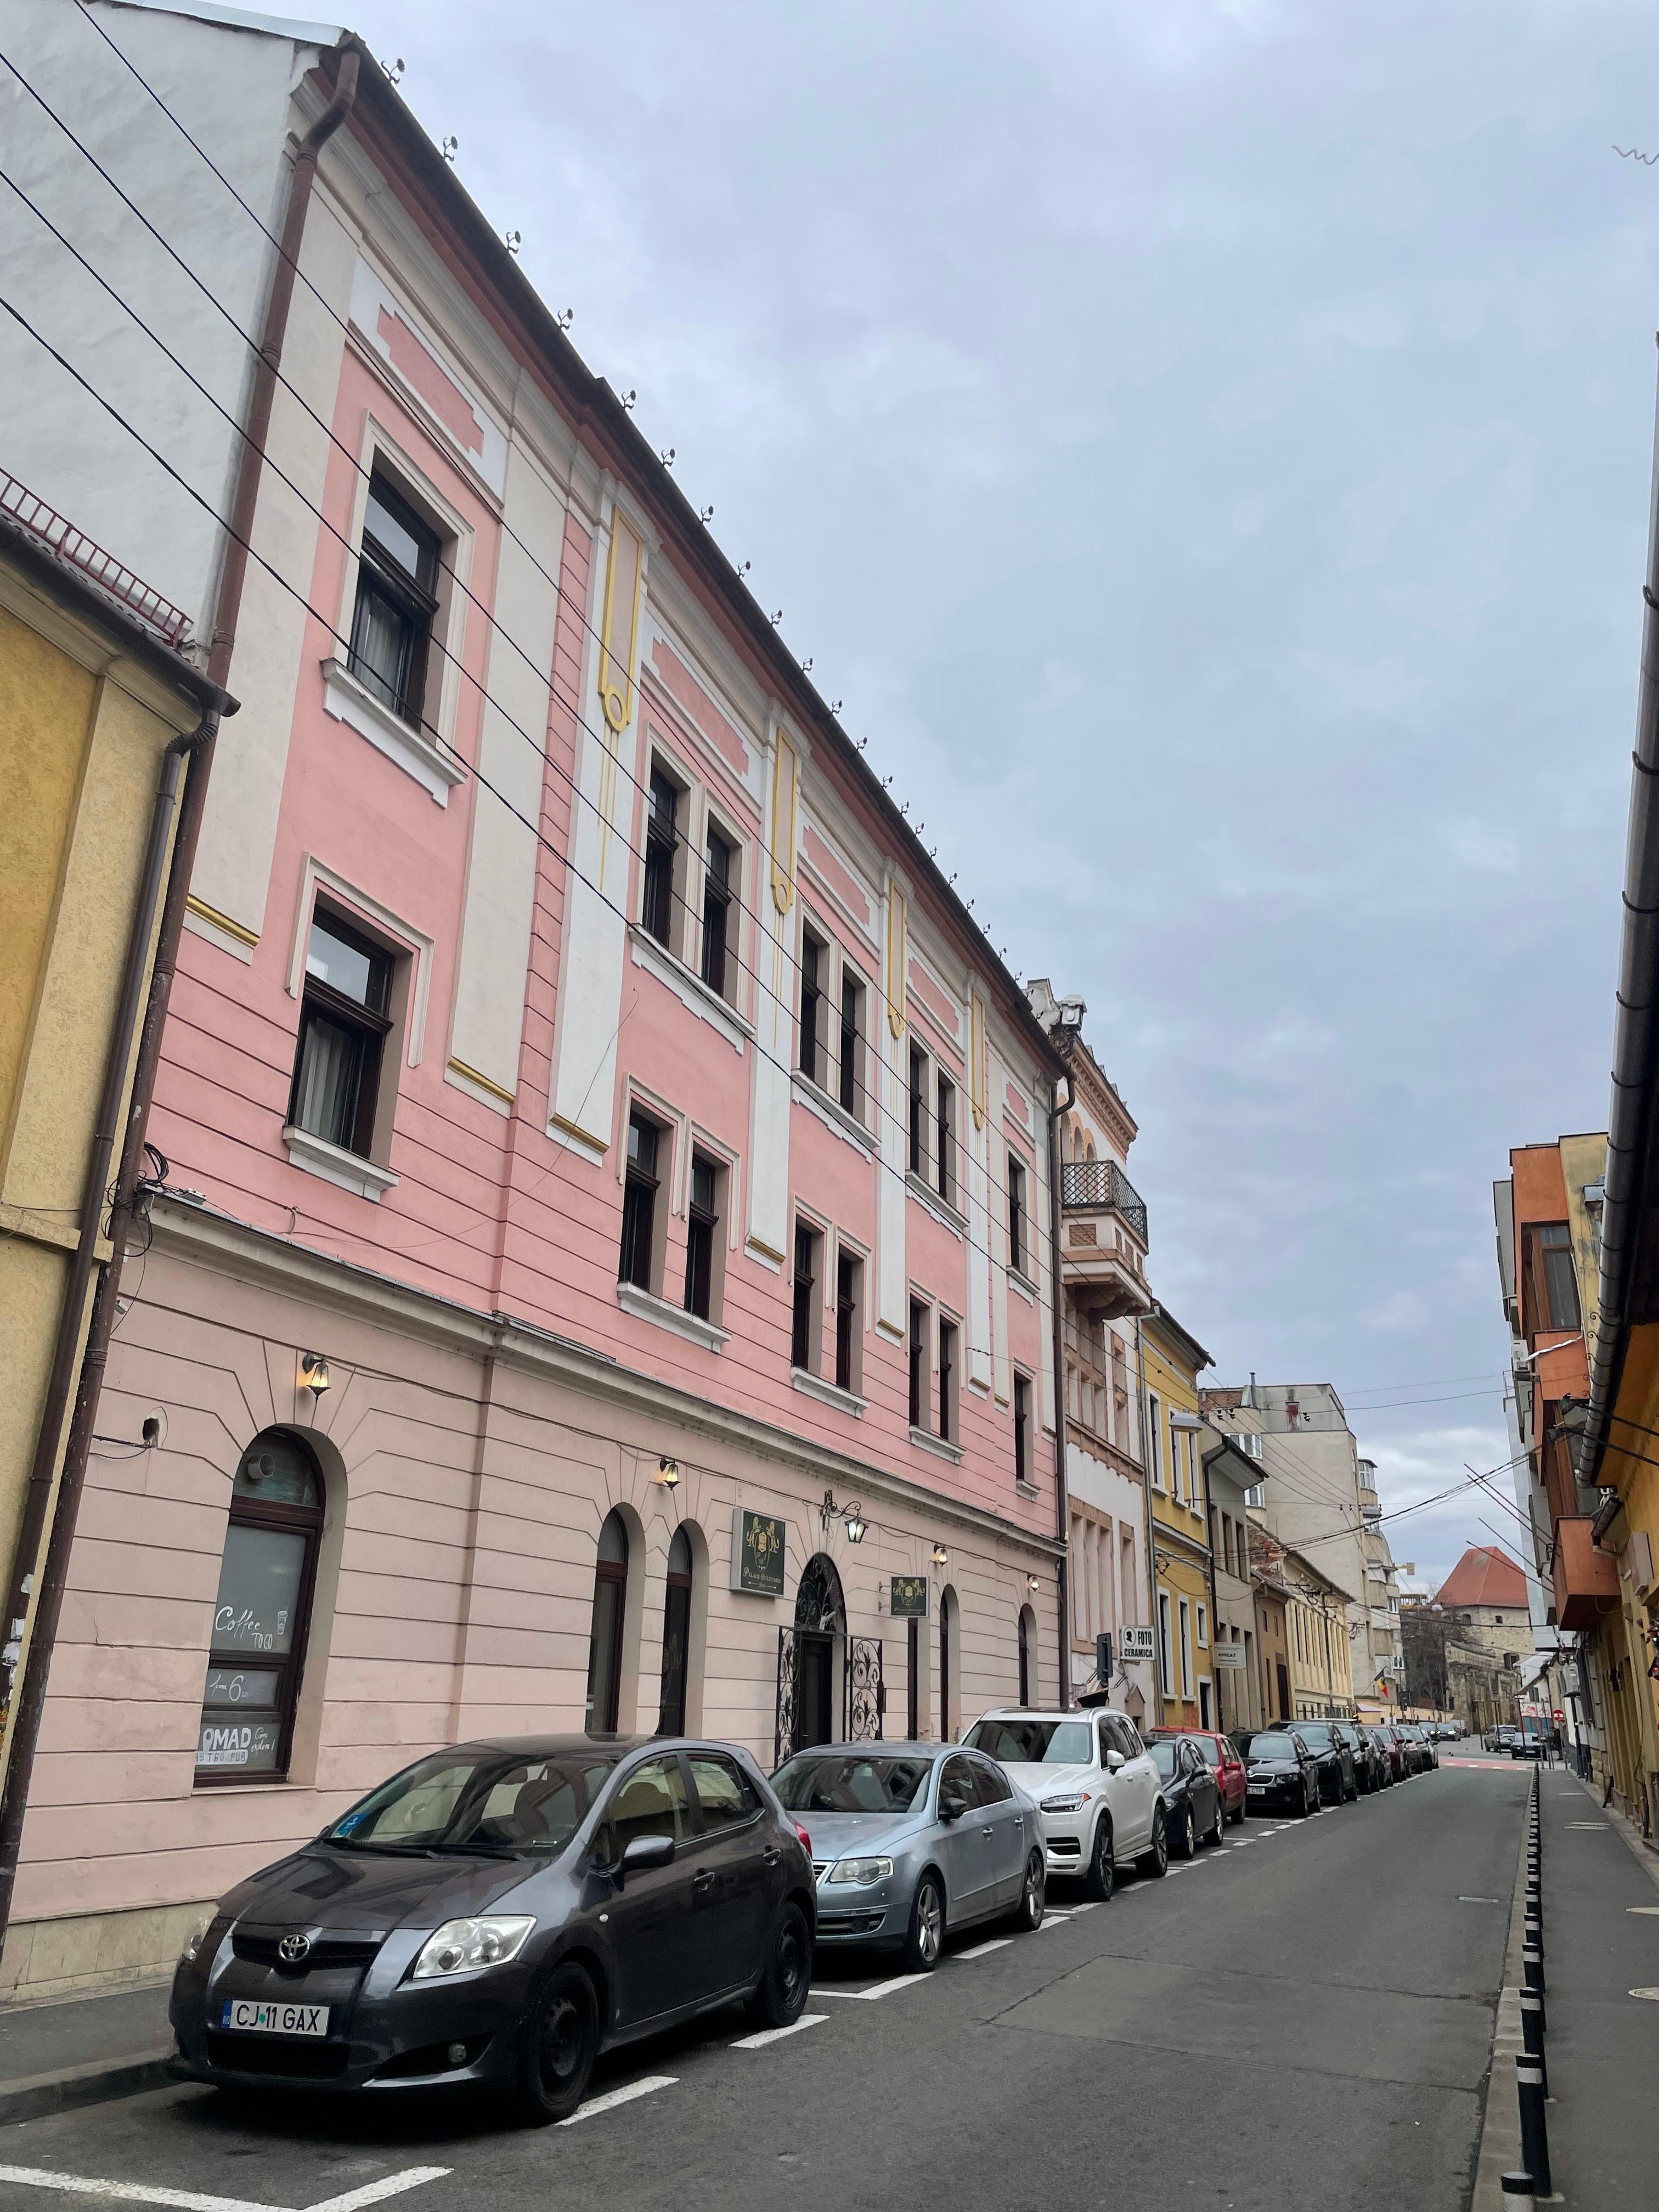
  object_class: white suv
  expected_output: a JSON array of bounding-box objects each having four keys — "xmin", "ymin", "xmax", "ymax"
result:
[{"xmin": 963, "ymin": 1707, "xmax": 1167, "ymax": 1898}]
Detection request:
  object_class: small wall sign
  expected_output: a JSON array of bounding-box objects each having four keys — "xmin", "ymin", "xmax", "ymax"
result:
[
  {"xmin": 1119, "ymin": 1624, "xmax": 1156, "ymax": 1662},
  {"xmin": 730, "ymin": 1506, "xmax": 787, "ymax": 1597},
  {"xmin": 890, "ymin": 1574, "xmax": 928, "ymax": 1618}
]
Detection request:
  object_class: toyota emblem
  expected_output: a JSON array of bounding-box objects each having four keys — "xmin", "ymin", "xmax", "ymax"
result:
[{"xmin": 278, "ymin": 1933, "xmax": 312, "ymax": 1965}]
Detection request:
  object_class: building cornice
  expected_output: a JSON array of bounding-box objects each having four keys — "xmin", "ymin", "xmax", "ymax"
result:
[{"xmin": 146, "ymin": 1196, "xmax": 1062, "ymax": 1562}]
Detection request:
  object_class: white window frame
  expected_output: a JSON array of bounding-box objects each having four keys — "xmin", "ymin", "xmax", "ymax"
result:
[
  {"xmin": 1158, "ymin": 1588, "xmax": 1174, "ymax": 1697},
  {"xmin": 1178, "ymin": 1597, "xmax": 1193, "ymax": 1697},
  {"xmin": 1197, "ymin": 1602, "xmax": 1208, "ymax": 1648},
  {"xmin": 1148, "ymin": 1395, "xmax": 1164, "ymax": 1489}
]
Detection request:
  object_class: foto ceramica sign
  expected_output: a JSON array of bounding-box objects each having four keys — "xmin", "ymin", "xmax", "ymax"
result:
[
  {"xmin": 730, "ymin": 1506, "xmax": 787, "ymax": 1597},
  {"xmin": 1119, "ymin": 1624, "xmax": 1156, "ymax": 1662}
]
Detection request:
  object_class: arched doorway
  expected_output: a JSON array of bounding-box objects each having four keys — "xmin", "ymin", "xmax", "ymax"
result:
[
  {"xmin": 657, "ymin": 1524, "xmax": 695, "ymax": 1735},
  {"xmin": 586, "ymin": 1509, "xmax": 629, "ymax": 1733},
  {"xmin": 939, "ymin": 1584, "xmax": 960, "ymax": 1740},
  {"xmin": 792, "ymin": 1553, "xmax": 845, "ymax": 1755},
  {"xmin": 1018, "ymin": 1604, "xmax": 1037, "ymax": 1706}
]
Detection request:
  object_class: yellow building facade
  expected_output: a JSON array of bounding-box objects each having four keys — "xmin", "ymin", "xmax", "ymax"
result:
[
  {"xmin": 1283, "ymin": 1550, "xmax": 1355, "ymax": 1721},
  {"xmin": 0, "ymin": 511, "xmax": 224, "ymax": 1777},
  {"xmin": 1141, "ymin": 1310, "xmax": 1216, "ymax": 1730}
]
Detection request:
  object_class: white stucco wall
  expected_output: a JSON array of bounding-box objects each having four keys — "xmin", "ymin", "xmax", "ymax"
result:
[{"xmin": 0, "ymin": 0, "xmax": 318, "ymax": 635}]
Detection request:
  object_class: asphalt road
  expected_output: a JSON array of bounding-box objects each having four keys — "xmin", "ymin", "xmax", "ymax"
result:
[{"xmin": 0, "ymin": 1754, "xmax": 1531, "ymax": 2212}]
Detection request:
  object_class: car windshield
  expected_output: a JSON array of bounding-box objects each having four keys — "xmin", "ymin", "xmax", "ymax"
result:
[
  {"xmin": 770, "ymin": 1753, "xmax": 934, "ymax": 1814},
  {"xmin": 1238, "ymin": 1734, "xmax": 1298, "ymax": 1763},
  {"xmin": 1148, "ymin": 1741, "xmax": 1178, "ymax": 1776},
  {"xmin": 1290, "ymin": 1724, "xmax": 1334, "ymax": 1748},
  {"xmin": 325, "ymin": 1747, "xmax": 622, "ymax": 1857},
  {"xmin": 965, "ymin": 1718, "xmax": 1093, "ymax": 1764}
]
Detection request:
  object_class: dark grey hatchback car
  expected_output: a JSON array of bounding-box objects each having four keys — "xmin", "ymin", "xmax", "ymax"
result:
[{"xmin": 171, "ymin": 1735, "xmax": 815, "ymax": 2122}]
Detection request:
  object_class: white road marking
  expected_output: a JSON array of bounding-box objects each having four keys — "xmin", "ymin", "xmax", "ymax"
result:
[
  {"xmin": 1628, "ymin": 1905, "xmax": 1659, "ymax": 1915},
  {"xmin": 959, "ymin": 1938, "xmax": 1013, "ymax": 1958},
  {"xmin": 1069, "ymin": 1901, "xmax": 1098, "ymax": 1914},
  {"xmin": 1228, "ymin": 1840, "xmax": 1254, "ymax": 1848},
  {"xmin": 0, "ymin": 2170, "xmax": 450, "ymax": 2212},
  {"xmin": 809, "ymin": 1972, "xmax": 931, "ymax": 2001},
  {"xmin": 1566, "ymin": 1821, "xmax": 1609, "ymax": 1830},
  {"xmin": 1629, "ymin": 1987, "xmax": 1659, "ymax": 2000},
  {"xmin": 730, "ymin": 2013, "xmax": 827, "ymax": 2050},
  {"xmin": 557, "ymin": 2075, "xmax": 678, "ymax": 2126}
]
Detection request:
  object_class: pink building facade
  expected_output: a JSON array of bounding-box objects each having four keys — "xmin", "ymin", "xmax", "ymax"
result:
[{"xmin": 6, "ymin": 22, "xmax": 1069, "ymax": 2000}]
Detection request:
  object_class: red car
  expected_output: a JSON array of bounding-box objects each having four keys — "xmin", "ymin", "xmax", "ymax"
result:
[{"xmin": 1148, "ymin": 1728, "xmax": 1248, "ymax": 1825}]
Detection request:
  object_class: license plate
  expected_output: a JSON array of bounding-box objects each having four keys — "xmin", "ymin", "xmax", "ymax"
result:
[{"xmin": 218, "ymin": 1999, "xmax": 330, "ymax": 2038}]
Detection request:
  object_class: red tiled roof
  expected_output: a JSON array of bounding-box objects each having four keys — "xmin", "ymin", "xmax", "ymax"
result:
[{"xmin": 1432, "ymin": 1545, "xmax": 1527, "ymax": 1612}]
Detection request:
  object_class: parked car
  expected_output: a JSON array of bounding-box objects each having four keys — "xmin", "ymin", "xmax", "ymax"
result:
[
  {"xmin": 966, "ymin": 1707, "xmax": 1167, "ymax": 1895},
  {"xmin": 1150, "ymin": 1726, "xmax": 1248, "ymax": 1826},
  {"xmin": 1146, "ymin": 1735, "xmax": 1224, "ymax": 1855},
  {"xmin": 1510, "ymin": 1731, "xmax": 1546, "ymax": 1761},
  {"xmin": 769, "ymin": 1743, "xmax": 1045, "ymax": 1969},
  {"xmin": 1388, "ymin": 1724, "xmax": 1431, "ymax": 1776},
  {"xmin": 1267, "ymin": 1720, "xmax": 1355, "ymax": 1805},
  {"xmin": 1233, "ymin": 1727, "xmax": 1321, "ymax": 1817},
  {"xmin": 171, "ymin": 1734, "xmax": 815, "ymax": 2121},
  {"xmin": 1487, "ymin": 1725, "xmax": 1521, "ymax": 1754},
  {"xmin": 1397, "ymin": 1723, "xmax": 1439, "ymax": 1771},
  {"xmin": 1329, "ymin": 1720, "xmax": 1383, "ymax": 1793}
]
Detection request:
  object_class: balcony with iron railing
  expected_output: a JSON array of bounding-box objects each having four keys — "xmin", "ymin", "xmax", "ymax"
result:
[{"xmin": 1059, "ymin": 1159, "xmax": 1150, "ymax": 1319}]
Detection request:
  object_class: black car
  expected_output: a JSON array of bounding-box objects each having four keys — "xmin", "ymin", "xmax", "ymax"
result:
[
  {"xmin": 1268, "ymin": 1720, "xmax": 1355, "ymax": 1805},
  {"xmin": 1330, "ymin": 1720, "xmax": 1383, "ymax": 1794},
  {"xmin": 1233, "ymin": 1728, "xmax": 1321, "ymax": 1817},
  {"xmin": 1146, "ymin": 1735, "xmax": 1224, "ymax": 1857},
  {"xmin": 170, "ymin": 1734, "xmax": 815, "ymax": 2122}
]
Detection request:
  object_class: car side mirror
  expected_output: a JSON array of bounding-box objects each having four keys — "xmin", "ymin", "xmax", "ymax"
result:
[
  {"xmin": 1104, "ymin": 1750, "xmax": 1125, "ymax": 1771},
  {"xmin": 939, "ymin": 1793, "xmax": 968, "ymax": 1823},
  {"xmin": 617, "ymin": 1833, "xmax": 675, "ymax": 1882}
]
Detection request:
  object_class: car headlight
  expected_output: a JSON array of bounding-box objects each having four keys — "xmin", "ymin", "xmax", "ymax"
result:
[
  {"xmin": 180, "ymin": 1909, "xmax": 223, "ymax": 1968},
  {"xmin": 411, "ymin": 1916, "xmax": 536, "ymax": 1979},
  {"xmin": 1039, "ymin": 1793, "xmax": 1090, "ymax": 1813},
  {"xmin": 825, "ymin": 1857, "xmax": 893, "ymax": 1885}
]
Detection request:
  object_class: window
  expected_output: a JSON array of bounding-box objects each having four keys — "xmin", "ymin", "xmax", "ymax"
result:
[
  {"xmin": 909, "ymin": 1298, "xmax": 930, "ymax": 1430},
  {"xmin": 587, "ymin": 1510, "xmax": 630, "ymax": 1733},
  {"xmin": 641, "ymin": 766, "xmax": 681, "ymax": 950},
  {"xmin": 907, "ymin": 1615, "xmax": 922, "ymax": 1738},
  {"xmin": 909, "ymin": 1045, "xmax": 928, "ymax": 1177},
  {"xmin": 1008, "ymin": 1154, "xmax": 1028, "ymax": 1276},
  {"xmin": 1198, "ymin": 1680, "xmax": 1213, "ymax": 1729},
  {"xmin": 838, "ymin": 969, "xmax": 866, "ymax": 1120},
  {"xmin": 792, "ymin": 1220, "xmax": 823, "ymax": 1373},
  {"xmin": 938, "ymin": 1316, "xmax": 959, "ymax": 1443},
  {"xmin": 348, "ymin": 472, "xmax": 439, "ymax": 725},
  {"xmin": 1197, "ymin": 1603, "xmax": 1209, "ymax": 1647},
  {"xmin": 619, "ymin": 1110, "xmax": 665, "ymax": 1293},
  {"xmin": 1157, "ymin": 1589, "xmax": 1174, "ymax": 1697},
  {"xmin": 935, "ymin": 1074, "xmax": 956, "ymax": 1205},
  {"xmin": 1148, "ymin": 1395, "xmax": 1164, "ymax": 1488},
  {"xmin": 287, "ymin": 910, "xmax": 393, "ymax": 1161},
  {"xmin": 1018, "ymin": 1606, "xmax": 1034, "ymax": 1706},
  {"xmin": 684, "ymin": 1150, "xmax": 723, "ymax": 1322},
  {"xmin": 1178, "ymin": 1598, "xmax": 1193, "ymax": 1696},
  {"xmin": 657, "ymin": 1526, "xmax": 694, "ymax": 1735},
  {"xmin": 600, "ymin": 1753, "xmax": 688, "ymax": 1855},
  {"xmin": 195, "ymin": 1430, "xmax": 323, "ymax": 1782},
  {"xmin": 701, "ymin": 826, "xmax": 736, "ymax": 998},
  {"xmin": 799, "ymin": 924, "xmax": 827, "ymax": 1085},
  {"xmin": 1534, "ymin": 1223, "xmax": 1581, "ymax": 1333},
  {"xmin": 1013, "ymin": 1372, "xmax": 1032, "ymax": 1487},
  {"xmin": 834, "ymin": 1246, "xmax": 863, "ymax": 1395},
  {"xmin": 687, "ymin": 1753, "xmax": 759, "ymax": 1830}
]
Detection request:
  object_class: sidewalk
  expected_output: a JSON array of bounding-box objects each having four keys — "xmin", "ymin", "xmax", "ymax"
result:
[
  {"xmin": 0, "ymin": 1976, "xmax": 174, "ymax": 2123},
  {"xmin": 1528, "ymin": 1773, "xmax": 1659, "ymax": 2205}
]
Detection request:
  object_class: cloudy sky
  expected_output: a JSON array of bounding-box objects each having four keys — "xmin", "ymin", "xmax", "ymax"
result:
[{"xmin": 343, "ymin": 0, "xmax": 1657, "ymax": 1584}]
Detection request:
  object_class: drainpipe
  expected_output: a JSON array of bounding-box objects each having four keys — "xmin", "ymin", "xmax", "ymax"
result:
[
  {"xmin": 1137, "ymin": 1312, "xmax": 1164, "ymax": 1728},
  {"xmin": 0, "ymin": 44, "xmax": 357, "ymax": 1951},
  {"xmin": 1048, "ymin": 1072, "xmax": 1073, "ymax": 1707}
]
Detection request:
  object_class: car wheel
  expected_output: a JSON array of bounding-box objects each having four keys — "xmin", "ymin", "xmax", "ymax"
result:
[
  {"xmin": 1229, "ymin": 1801, "xmax": 1245, "ymax": 1826},
  {"xmin": 901, "ymin": 1873, "xmax": 945, "ymax": 1972},
  {"xmin": 1082, "ymin": 1817, "xmax": 1115, "ymax": 1901},
  {"xmin": 1172, "ymin": 1804, "xmax": 1196, "ymax": 1860},
  {"xmin": 1300, "ymin": 1779, "xmax": 1315, "ymax": 1819},
  {"xmin": 1137, "ymin": 1805, "xmax": 1169, "ymax": 1878},
  {"xmin": 1011, "ymin": 1850, "xmax": 1046, "ymax": 1932},
  {"xmin": 1345, "ymin": 1778, "xmax": 1358, "ymax": 1804},
  {"xmin": 1205, "ymin": 1796, "xmax": 1224, "ymax": 1848},
  {"xmin": 514, "ymin": 1961, "xmax": 599, "ymax": 2125},
  {"xmin": 746, "ymin": 1901, "xmax": 811, "ymax": 2029}
]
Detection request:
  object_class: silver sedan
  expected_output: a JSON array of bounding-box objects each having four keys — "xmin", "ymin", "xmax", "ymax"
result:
[{"xmin": 769, "ymin": 1741, "xmax": 1047, "ymax": 1969}]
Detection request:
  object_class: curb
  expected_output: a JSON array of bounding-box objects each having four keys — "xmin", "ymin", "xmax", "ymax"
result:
[
  {"xmin": 1469, "ymin": 1799, "xmax": 1533, "ymax": 2212},
  {"xmin": 0, "ymin": 2049, "xmax": 175, "ymax": 2128}
]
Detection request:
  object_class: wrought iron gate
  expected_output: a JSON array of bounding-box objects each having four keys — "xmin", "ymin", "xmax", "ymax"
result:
[{"xmin": 773, "ymin": 1628, "xmax": 884, "ymax": 1765}]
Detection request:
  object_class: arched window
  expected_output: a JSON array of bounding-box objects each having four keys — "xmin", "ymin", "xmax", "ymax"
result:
[
  {"xmin": 657, "ymin": 1525, "xmax": 695, "ymax": 1735},
  {"xmin": 939, "ymin": 1585, "xmax": 960, "ymax": 1740},
  {"xmin": 587, "ymin": 1510, "xmax": 629, "ymax": 1734},
  {"xmin": 1018, "ymin": 1604, "xmax": 1037, "ymax": 1706},
  {"xmin": 195, "ymin": 1430, "xmax": 324, "ymax": 1783}
]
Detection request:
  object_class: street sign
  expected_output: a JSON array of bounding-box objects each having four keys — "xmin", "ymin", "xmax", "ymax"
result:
[
  {"xmin": 1095, "ymin": 1632, "xmax": 1113, "ymax": 1683},
  {"xmin": 1212, "ymin": 1644, "xmax": 1246, "ymax": 1669},
  {"xmin": 1120, "ymin": 1624, "xmax": 1156, "ymax": 1662}
]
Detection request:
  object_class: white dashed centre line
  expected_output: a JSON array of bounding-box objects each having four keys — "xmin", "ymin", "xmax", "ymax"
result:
[
  {"xmin": 558, "ymin": 2075, "xmax": 678, "ymax": 2126},
  {"xmin": 731, "ymin": 2013, "xmax": 828, "ymax": 2050}
]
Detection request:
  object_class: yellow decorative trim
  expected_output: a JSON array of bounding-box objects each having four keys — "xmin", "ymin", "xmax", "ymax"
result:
[
  {"xmin": 969, "ymin": 990, "xmax": 987, "ymax": 1130},
  {"xmin": 597, "ymin": 514, "xmax": 644, "ymax": 735},
  {"xmin": 185, "ymin": 894, "xmax": 259, "ymax": 948},
  {"xmin": 447, "ymin": 1057, "xmax": 515, "ymax": 1107},
  {"xmin": 770, "ymin": 732, "xmax": 798, "ymax": 913},
  {"xmin": 886, "ymin": 885, "xmax": 907, "ymax": 1039},
  {"xmin": 550, "ymin": 1110, "xmax": 608, "ymax": 1153}
]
